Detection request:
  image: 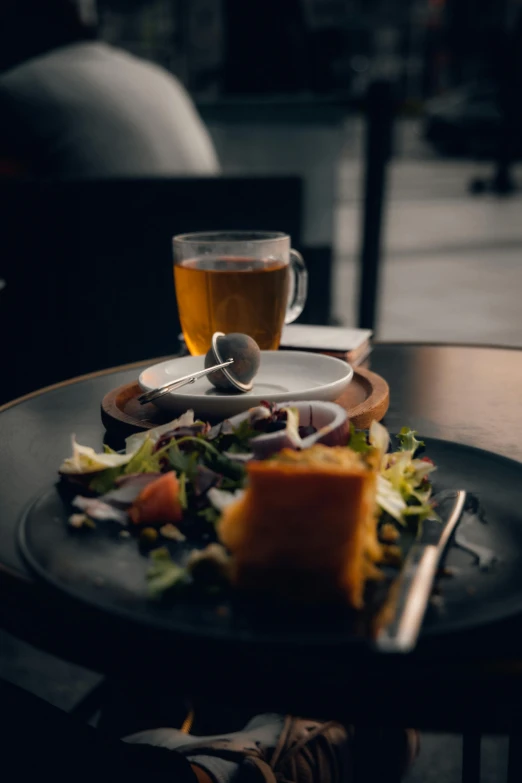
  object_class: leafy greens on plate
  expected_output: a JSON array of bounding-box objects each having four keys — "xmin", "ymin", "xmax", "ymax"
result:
[{"xmin": 58, "ymin": 402, "xmax": 437, "ymax": 598}]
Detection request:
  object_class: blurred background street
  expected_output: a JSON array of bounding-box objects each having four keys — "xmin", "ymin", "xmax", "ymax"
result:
[
  {"xmin": 336, "ymin": 118, "xmax": 522, "ymax": 343},
  {"xmin": 101, "ymin": 0, "xmax": 522, "ymax": 346}
]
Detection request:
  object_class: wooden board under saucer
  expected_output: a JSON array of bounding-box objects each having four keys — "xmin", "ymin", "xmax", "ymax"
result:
[{"xmin": 101, "ymin": 366, "xmax": 389, "ymax": 441}]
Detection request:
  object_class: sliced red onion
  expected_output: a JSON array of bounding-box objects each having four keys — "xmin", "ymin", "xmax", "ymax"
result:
[
  {"xmin": 223, "ymin": 451, "xmax": 253, "ymax": 463},
  {"xmin": 224, "ymin": 401, "xmax": 350, "ymax": 460},
  {"xmin": 72, "ymin": 495, "xmax": 129, "ymax": 525},
  {"xmin": 298, "ymin": 402, "xmax": 350, "ymax": 449},
  {"xmin": 248, "ymin": 406, "xmax": 272, "ymax": 426},
  {"xmin": 111, "ymin": 473, "xmax": 162, "ymax": 503},
  {"xmin": 71, "ymin": 473, "xmax": 165, "ymax": 523},
  {"xmin": 193, "ymin": 465, "xmax": 221, "ymax": 497},
  {"xmin": 248, "ymin": 406, "xmax": 302, "ymax": 459}
]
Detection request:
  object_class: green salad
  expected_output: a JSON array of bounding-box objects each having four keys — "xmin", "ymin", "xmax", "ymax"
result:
[{"xmin": 58, "ymin": 402, "xmax": 436, "ymax": 597}]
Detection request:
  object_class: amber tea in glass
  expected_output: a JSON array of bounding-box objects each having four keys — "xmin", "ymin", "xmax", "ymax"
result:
[{"xmin": 173, "ymin": 232, "xmax": 307, "ymax": 356}]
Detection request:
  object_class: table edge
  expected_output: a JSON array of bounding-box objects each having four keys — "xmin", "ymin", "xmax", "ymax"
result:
[
  {"xmin": 0, "ymin": 355, "xmax": 172, "ymax": 414},
  {"xmin": 2, "ymin": 342, "xmax": 522, "ymax": 414},
  {"xmin": 3, "ymin": 341, "xmax": 522, "ymax": 677}
]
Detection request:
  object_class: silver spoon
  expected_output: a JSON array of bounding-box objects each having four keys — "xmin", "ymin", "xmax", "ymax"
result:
[{"xmin": 138, "ymin": 358, "xmax": 234, "ymax": 405}]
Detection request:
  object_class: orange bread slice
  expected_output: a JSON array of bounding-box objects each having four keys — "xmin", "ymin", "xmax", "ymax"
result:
[{"xmin": 218, "ymin": 445, "xmax": 382, "ymax": 608}]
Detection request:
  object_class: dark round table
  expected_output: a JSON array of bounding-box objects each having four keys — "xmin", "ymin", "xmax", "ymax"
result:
[{"xmin": 3, "ymin": 344, "xmax": 522, "ymax": 749}]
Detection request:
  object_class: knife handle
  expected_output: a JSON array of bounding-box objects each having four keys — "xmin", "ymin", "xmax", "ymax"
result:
[{"xmin": 377, "ymin": 546, "xmax": 439, "ymax": 653}]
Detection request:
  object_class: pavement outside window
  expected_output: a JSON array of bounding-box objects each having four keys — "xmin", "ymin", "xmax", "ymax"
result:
[{"xmin": 335, "ymin": 120, "xmax": 522, "ymax": 346}]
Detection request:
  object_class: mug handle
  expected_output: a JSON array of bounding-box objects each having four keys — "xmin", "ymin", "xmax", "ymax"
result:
[{"xmin": 285, "ymin": 249, "xmax": 308, "ymax": 324}]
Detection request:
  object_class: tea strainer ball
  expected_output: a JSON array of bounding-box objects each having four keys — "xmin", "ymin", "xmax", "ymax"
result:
[{"xmin": 205, "ymin": 332, "xmax": 261, "ymax": 393}]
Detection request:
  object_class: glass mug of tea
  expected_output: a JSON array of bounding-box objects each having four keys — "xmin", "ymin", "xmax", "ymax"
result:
[{"xmin": 173, "ymin": 231, "xmax": 307, "ymax": 355}]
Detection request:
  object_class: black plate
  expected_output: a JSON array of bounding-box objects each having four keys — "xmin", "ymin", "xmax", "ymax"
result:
[{"xmin": 17, "ymin": 437, "xmax": 522, "ymax": 649}]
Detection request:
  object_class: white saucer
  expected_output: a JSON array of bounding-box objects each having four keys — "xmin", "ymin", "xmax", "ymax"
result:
[{"xmin": 138, "ymin": 351, "xmax": 353, "ymax": 420}]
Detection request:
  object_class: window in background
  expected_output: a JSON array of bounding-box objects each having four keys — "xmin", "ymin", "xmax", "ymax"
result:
[{"xmin": 97, "ymin": 0, "xmax": 223, "ymax": 96}]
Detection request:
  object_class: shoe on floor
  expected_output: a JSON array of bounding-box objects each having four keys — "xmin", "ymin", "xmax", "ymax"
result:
[
  {"xmin": 127, "ymin": 713, "xmax": 347, "ymax": 782},
  {"xmin": 126, "ymin": 713, "xmax": 418, "ymax": 782}
]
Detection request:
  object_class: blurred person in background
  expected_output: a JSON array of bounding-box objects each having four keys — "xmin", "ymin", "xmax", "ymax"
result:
[{"xmin": 0, "ymin": 0, "xmax": 219, "ymax": 180}]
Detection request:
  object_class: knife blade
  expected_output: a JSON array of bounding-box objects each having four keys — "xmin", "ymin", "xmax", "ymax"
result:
[{"xmin": 376, "ymin": 489, "xmax": 467, "ymax": 653}]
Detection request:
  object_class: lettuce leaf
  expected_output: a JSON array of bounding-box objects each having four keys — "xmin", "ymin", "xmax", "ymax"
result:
[
  {"xmin": 168, "ymin": 440, "xmax": 199, "ymax": 478},
  {"xmin": 89, "ymin": 467, "xmax": 126, "ymax": 495},
  {"xmin": 376, "ymin": 475, "xmax": 407, "ymax": 523},
  {"xmin": 178, "ymin": 473, "xmax": 188, "ymax": 509},
  {"xmin": 369, "ymin": 420, "xmax": 390, "ymax": 470},
  {"xmin": 59, "ymin": 414, "xmax": 196, "ymax": 478},
  {"xmin": 147, "ymin": 548, "xmax": 187, "ymax": 599},
  {"xmin": 86, "ymin": 441, "xmax": 165, "ymax": 493},
  {"xmin": 397, "ymin": 427, "xmax": 424, "ymax": 456},
  {"xmin": 348, "ymin": 424, "xmax": 372, "ymax": 454},
  {"xmin": 124, "ymin": 410, "xmax": 195, "ymax": 455},
  {"xmin": 378, "ymin": 431, "xmax": 436, "ymax": 525},
  {"xmin": 123, "ymin": 438, "xmax": 164, "ymax": 475},
  {"xmin": 59, "ymin": 436, "xmax": 133, "ymax": 475},
  {"xmin": 226, "ymin": 418, "xmax": 259, "ymax": 453}
]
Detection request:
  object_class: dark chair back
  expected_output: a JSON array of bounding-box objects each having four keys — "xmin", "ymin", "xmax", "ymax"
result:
[{"xmin": 0, "ymin": 177, "xmax": 302, "ymax": 402}]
